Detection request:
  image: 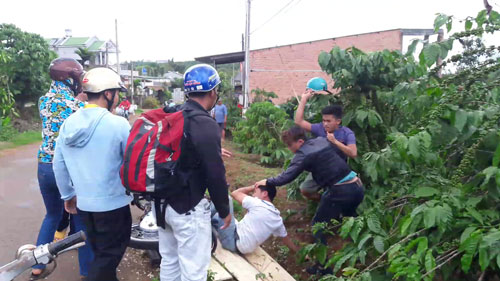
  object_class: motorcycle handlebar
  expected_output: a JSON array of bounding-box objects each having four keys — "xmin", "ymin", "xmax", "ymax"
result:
[{"xmin": 48, "ymin": 231, "xmax": 86, "ymax": 256}]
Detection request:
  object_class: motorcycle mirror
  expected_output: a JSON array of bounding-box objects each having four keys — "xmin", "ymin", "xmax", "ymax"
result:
[{"xmin": 15, "ymin": 244, "xmax": 36, "ymax": 259}]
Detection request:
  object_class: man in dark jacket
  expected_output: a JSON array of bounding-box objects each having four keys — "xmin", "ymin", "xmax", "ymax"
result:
[
  {"xmin": 157, "ymin": 64, "xmax": 231, "ymax": 281},
  {"xmin": 255, "ymin": 126, "xmax": 364, "ymax": 244}
]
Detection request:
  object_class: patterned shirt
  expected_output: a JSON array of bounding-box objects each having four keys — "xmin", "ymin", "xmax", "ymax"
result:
[{"xmin": 37, "ymin": 81, "xmax": 84, "ymax": 163}]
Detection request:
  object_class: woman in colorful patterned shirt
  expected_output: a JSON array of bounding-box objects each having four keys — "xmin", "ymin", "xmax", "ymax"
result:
[{"xmin": 32, "ymin": 58, "xmax": 93, "ymax": 280}]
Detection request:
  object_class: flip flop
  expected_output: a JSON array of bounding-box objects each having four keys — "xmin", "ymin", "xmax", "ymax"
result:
[
  {"xmin": 30, "ymin": 268, "xmax": 51, "ymax": 280},
  {"xmin": 30, "ymin": 261, "xmax": 56, "ymax": 280},
  {"xmin": 54, "ymin": 228, "xmax": 68, "ymax": 242}
]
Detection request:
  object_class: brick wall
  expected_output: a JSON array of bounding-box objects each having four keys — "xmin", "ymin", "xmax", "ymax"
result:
[{"xmin": 249, "ymin": 29, "xmax": 403, "ymax": 104}]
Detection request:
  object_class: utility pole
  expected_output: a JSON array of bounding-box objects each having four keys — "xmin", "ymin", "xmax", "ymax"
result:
[
  {"xmin": 130, "ymin": 62, "xmax": 135, "ymax": 104},
  {"xmin": 105, "ymin": 43, "xmax": 109, "ymax": 68},
  {"xmin": 244, "ymin": 0, "xmax": 251, "ymax": 109},
  {"xmin": 115, "ymin": 19, "xmax": 121, "ymax": 74}
]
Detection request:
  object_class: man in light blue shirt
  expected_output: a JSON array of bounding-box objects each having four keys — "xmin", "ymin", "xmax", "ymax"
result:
[
  {"xmin": 53, "ymin": 68, "xmax": 132, "ymax": 281},
  {"xmin": 213, "ymin": 100, "xmax": 228, "ymax": 140}
]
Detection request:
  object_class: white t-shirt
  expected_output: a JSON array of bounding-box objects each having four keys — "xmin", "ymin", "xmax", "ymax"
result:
[{"xmin": 236, "ymin": 196, "xmax": 287, "ymax": 254}]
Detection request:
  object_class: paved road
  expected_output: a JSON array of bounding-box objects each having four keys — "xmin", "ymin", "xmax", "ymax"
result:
[
  {"xmin": 0, "ymin": 143, "xmax": 84, "ymax": 280},
  {"xmin": 0, "ymin": 139, "xmax": 157, "ymax": 280}
]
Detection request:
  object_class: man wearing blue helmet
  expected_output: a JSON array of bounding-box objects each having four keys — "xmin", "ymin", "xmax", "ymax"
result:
[
  {"xmin": 157, "ymin": 64, "xmax": 231, "ymax": 281},
  {"xmin": 294, "ymin": 77, "xmax": 358, "ymax": 201}
]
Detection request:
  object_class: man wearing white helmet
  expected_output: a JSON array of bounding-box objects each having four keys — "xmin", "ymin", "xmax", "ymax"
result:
[{"xmin": 53, "ymin": 67, "xmax": 133, "ymax": 281}]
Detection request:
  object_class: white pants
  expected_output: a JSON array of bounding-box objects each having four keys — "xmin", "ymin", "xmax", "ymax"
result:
[{"xmin": 157, "ymin": 198, "xmax": 211, "ymax": 281}]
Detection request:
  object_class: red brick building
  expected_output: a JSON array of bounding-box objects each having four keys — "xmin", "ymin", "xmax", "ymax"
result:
[{"xmin": 196, "ymin": 29, "xmax": 437, "ymax": 104}]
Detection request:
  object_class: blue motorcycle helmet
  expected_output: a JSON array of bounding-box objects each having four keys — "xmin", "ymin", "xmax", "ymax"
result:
[
  {"xmin": 183, "ymin": 64, "xmax": 221, "ymax": 94},
  {"xmin": 306, "ymin": 77, "xmax": 328, "ymax": 92}
]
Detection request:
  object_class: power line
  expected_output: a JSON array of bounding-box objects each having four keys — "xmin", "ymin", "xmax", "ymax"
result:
[
  {"xmin": 250, "ymin": 0, "xmax": 296, "ymax": 34},
  {"xmin": 283, "ymin": 0, "xmax": 303, "ymax": 14}
]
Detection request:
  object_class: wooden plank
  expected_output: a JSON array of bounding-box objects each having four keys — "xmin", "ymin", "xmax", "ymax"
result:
[
  {"xmin": 209, "ymin": 258, "xmax": 233, "ymax": 281},
  {"xmin": 244, "ymin": 246, "xmax": 296, "ymax": 281},
  {"xmin": 212, "ymin": 239, "xmax": 266, "ymax": 281}
]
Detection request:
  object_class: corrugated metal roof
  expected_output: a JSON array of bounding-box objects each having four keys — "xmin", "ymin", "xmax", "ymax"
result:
[{"xmin": 62, "ymin": 37, "xmax": 90, "ymax": 46}]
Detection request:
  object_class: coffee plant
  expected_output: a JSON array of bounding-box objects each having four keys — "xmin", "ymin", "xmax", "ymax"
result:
[
  {"xmin": 294, "ymin": 9, "xmax": 500, "ymax": 281},
  {"xmin": 233, "ymin": 102, "xmax": 293, "ymax": 165}
]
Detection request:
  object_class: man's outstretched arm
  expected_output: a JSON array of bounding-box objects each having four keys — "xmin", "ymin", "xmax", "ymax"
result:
[
  {"xmin": 281, "ymin": 236, "xmax": 299, "ymax": 253},
  {"xmin": 294, "ymin": 91, "xmax": 314, "ymax": 132}
]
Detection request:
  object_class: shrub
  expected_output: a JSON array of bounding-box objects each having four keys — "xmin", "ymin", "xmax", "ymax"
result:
[
  {"xmin": 233, "ymin": 102, "xmax": 293, "ymax": 166},
  {"xmin": 0, "ymin": 123, "xmax": 17, "ymax": 141},
  {"xmin": 142, "ymin": 96, "xmax": 161, "ymax": 109}
]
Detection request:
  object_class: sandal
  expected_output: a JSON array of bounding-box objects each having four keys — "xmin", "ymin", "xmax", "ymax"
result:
[
  {"xmin": 29, "ymin": 268, "xmax": 51, "ymax": 280},
  {"xmin": 30, "ymin": 261, "xmax": 56, "ymax": 280},
  {"xmin": 53, "ymin": 228, "xmax": 68, "ymax": 242}
]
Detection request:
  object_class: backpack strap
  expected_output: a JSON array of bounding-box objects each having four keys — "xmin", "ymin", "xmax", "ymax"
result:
[
  {"xmin": 154, "ymin": 197, "xmax": 167, "ymax": 229},
  {"xmin": 154, "ymin": 110, "xmax": 209, "ymax": 229}
]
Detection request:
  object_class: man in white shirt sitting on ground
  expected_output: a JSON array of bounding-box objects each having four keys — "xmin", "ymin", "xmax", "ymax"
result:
[{"xmin": 211, "ymin": 185, "xmax": 299, "ymax": 254}]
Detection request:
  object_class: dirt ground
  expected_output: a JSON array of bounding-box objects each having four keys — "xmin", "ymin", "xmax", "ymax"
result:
[{"xmin": 223, "ymin": 141, "xmax": 349, "ymax": 281}]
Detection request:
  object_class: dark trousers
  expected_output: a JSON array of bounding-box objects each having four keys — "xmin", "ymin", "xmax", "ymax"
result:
[
  {"xmin": 79, "ymin": 205, "xmax": 132, "ymax": 281},
  {"xmin": 312, "ymin": 181, "xmax": 364, "ymax": 245},
  {"xmin": 56, "ymin": 209, "xmax": 70, "ymax": 231}
]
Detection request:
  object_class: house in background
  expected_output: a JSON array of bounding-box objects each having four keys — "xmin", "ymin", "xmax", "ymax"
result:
[
  {"xmin": 46, "ymin": 29, "xmax": 117, "ymax": 66},
  {"xmin": 162, "ymin": 71, "xmax": 183, "ymax": 81}
]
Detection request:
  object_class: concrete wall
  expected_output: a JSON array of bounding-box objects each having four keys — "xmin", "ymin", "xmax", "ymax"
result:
[{"xmin": 249, "ymin": 29, "xmax": 403, "ymax": 104}]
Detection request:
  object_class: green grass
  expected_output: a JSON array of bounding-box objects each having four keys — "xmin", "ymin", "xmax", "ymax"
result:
[
  {"xmin": 136, "ymin": 108, "xmax": 144, "ymax": 114},
  {"xmin": 0, "ymin": 130, "xmax": 41, "ymax": 150}
]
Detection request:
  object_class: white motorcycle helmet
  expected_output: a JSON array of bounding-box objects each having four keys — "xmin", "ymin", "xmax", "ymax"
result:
[{"xmin": 82, "ymin": 68, "xmax": 127, "ymax": 111}]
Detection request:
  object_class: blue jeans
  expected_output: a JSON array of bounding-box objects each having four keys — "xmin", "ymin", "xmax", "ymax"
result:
[
  {"xmin": 210, "ymin": 197, "xmax": 238, "ymax": 252},
  {"xmin": 34, "ymin": 163, "xmax": 94, "ymax": 276}
]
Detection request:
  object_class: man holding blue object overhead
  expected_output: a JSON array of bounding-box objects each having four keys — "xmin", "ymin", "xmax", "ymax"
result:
[{"xmin": 294, "ymin": 77, "xmax": 358, "ymax": 201}]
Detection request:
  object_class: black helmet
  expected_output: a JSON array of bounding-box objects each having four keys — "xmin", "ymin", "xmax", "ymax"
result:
[{"xmin": 49, "ymin": 58, "xmax": 84, "ymax": 93}]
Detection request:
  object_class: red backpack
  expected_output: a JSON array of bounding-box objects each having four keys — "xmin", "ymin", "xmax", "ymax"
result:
[
  {"xmin": 120, "ymin": 109, "xmax": 198, "ymax": 228},
  {"xmin": 121, "ymin": 108, "xmax": 198, "ymax": 226}
]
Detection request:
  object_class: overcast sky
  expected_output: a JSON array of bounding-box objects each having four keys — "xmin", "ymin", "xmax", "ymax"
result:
[{"xmin": 1, "ymin": 0, "xmax": 498, "ymax": 62}]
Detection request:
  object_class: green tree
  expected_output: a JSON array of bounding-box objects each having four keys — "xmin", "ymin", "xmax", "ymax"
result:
[
  {"xmin": 0, "ymin": 50, "xmax": 17, "ymax": 126},
  {"xmin": 251, "ymin": 88, "xmax": 278, "ymax": 103},
  {"xmin": 0, "ymin": 24, "xmax": 56, "ymax": 106},
  {"xmin": 170, "ymin": 78, "xmax": 184, "ymax": 89},
  {"xmin": 75, "ymin": 47, "xmax": 94, "ymax": 67},
  {"xmin": 233, "ymin": 102, "xmax": 293, "ymax": 165},
  {"xmin": 294, "ymin": 9, "xmax": 500, "ymax": 281}
]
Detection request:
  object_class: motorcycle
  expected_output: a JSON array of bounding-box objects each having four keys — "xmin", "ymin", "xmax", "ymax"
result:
[
  {"xmin": 0, "ymin": 231, "xmax": 86, "ymax": 281},
  {"xmin": 128, "ymin": 195, "xmax": 218, "ymax": 254},
  {"xmin": 116, "ymin": 106, "xmax": 129, "ymax": 120},
  {"xmin": 129, "ymin": 195, "xmax": 160, "ymax": 251}
]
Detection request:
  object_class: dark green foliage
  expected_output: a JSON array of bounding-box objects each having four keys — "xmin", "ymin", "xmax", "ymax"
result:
[
  {"xmin": 0, "ymin": 50, "xmax": 18, "ymax": 127},
  {"xmin": 233, "ymin": 102, "xmax": 293, "ymax": 166},
  {"xmin": 75, "ymin": 47, "xmax": 94, "ymax": 67},
  {"xmin": 0, "ymin": 24, "xmax": 55, "ymax": 106},
  {"xmin": 293, "ymin": 9, "xmax": 500, "ymax": 281},
  {"xmin": 251, "ymin": 88, "xmax": 278, "ymax": 103},
  {"xmin": 142, "ymin": 96, "xmax": 161, "ymax": 109}
]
